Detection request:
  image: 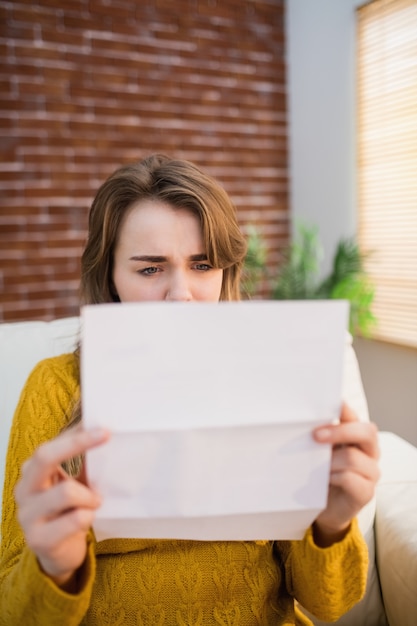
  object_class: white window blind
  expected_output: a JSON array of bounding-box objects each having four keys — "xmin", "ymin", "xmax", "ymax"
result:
[{"xmin": 357, "ymin": 0, "xmax": 417, "ymax": 347}]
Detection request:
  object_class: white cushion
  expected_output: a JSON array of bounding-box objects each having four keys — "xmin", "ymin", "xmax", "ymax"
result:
[{"xmin": 0, "ymin": 317, "xmax": 80, "ymax": 507}]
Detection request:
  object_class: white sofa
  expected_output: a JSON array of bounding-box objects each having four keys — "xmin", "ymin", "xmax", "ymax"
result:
[{"xmin": 0, "ymin": 317, "xmax": 416, "ymax": 626}]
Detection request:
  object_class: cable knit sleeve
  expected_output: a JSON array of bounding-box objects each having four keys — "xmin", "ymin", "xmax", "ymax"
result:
[
  {"xmin": 280, "ymin": 518, "xmax": 369, "ymax": 622},
  {"xmin": 0, "ymin": 355, "xmax": 96, "ymax": 626}
]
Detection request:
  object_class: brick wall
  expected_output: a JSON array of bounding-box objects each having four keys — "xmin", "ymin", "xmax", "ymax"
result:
[{"xmin": 0, "ymin": 0, "xmax": 289, "ymax": 322}]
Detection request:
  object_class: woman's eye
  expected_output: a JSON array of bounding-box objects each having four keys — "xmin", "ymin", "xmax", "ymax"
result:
[
  {"xmin": 194, "ymin": 263, "xmax": 211, "ymax": 271},
  {"xmin": 140, "ymin": 266, "xmax": 159, "ymax": 276}
]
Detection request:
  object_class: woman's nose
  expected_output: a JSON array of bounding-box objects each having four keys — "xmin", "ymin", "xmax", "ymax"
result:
[{"xmin": 165, "ymin": 271, "xmax": 193, "ymax": 301}]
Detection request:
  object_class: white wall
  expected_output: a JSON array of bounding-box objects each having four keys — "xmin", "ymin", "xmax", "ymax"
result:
[
  {"xmin": 285, "ymin": 0, "xmax": 417, "ymax": 446},
  {"xmin": 354, "ymin": 337, "xmax": 417, "ymax": 445},
  {"xmin": 285, "ymin": 0, "xmax": 360, "ymax": 276}
]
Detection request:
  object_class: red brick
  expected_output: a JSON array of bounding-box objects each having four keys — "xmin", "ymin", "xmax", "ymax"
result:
[
  {"xmin": 0, "ymin": 0, "xmax": 288, "ymax": 321},
  {"xmin": 11, "ymin": 5, "xmax": 59, "ymax": 27},
  {"xmin": 88, "ymin": 0, "xmax": 136, "ymax": 20},
  {"xmin": 40, "ymin": 25, "xmax": 86, "ymax": 48}
]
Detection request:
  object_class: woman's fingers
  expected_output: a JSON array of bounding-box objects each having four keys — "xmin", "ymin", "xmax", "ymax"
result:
[
  {"xmin": 312, "ymin": 403, "xmax": 381, "ymax": 536},
  {"xmin": 313, "ymin": 406, "xmax": 379, "ymax": 459},
  {"xmin": 315, "ymin": 421, "xmax": 379, "ymax": 458},
  {"xmin": 13, "ymin": 427, "xmax": 109, "ymax": 585},
  {"xmin": 330, "ymin": 444, "xmax": 380, "ymax": 482},
  {"xmin": 18, "ymin": 428, "xmax": 109, "ymax": 495},
  {"xmin": 339, "ymin": 402, "xmax": 360, "ymax": 423},
  {"xmin": 18, "ymin": 478, "xmax": 101, "ymax": 526},
  {"xmin": 23, "ymin": 505, "xmax": 97, "ymax": 552},
  {"xmin": 329, "ymin": 469, "xmax": 376, "ymax": 496}
]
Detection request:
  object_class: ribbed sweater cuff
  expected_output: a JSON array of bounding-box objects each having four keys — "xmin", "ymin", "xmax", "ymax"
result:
[
  {"xmin": 305, "ymin": 517, "xmax": 365, "ymax": 557},
  {"xmin": 23, "ymin": 538, "xmax": 95, "ymax": 621}
]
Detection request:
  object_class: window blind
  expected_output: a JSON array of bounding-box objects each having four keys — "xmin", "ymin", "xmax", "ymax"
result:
[{"xmin": 357, "ymin": 0, "xmax": 417, "ymax": 347}]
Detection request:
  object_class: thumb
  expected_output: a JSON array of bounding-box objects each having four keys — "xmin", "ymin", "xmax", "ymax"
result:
[{"xmin": 339, "ymin": 402, "xmax": 359, "ymax": 424}]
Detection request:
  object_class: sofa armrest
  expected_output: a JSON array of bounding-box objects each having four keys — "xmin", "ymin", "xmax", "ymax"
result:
[{"xmin": 376, "ymin": 432, "xmax": 417, "ymax": 626}]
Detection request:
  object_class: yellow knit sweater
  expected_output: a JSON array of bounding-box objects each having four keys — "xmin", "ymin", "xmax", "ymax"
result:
[{"xmin": 0, "ymin": 355, "xmax": 368, "ymax": 625}]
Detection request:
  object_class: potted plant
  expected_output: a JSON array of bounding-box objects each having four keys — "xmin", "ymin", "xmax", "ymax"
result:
[{"xmin": 243, "ymin": 223, "xmax": 376, "ymax": 337}]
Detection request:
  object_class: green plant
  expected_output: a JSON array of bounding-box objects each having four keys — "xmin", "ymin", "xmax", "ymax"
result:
[
  {"xmin": 273, "ymin": 224, "xmax": 376, "ymax": 336},
  {"xmin": 241, "ymin": 225, "xmax": 268, "ymax": 298},
  {"xmin": 272, "ymin": 224, "xmax": 322, "ymax": 300},
  {"xmin": 243, "ymin": 222, "xmax": 376, "ymax": 336}
]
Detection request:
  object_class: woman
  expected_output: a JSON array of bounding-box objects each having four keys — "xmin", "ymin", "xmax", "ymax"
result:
[{"xmin": 0, "ymin": 155, "xmax": 379, "ymax": 625}]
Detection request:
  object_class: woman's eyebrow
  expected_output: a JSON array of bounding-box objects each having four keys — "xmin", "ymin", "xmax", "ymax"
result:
[
  {"xmin": 129, "ymin": 254, "xmax": 208, "ymax": 262},
  {"xmin": 189, "ymin": 253, "xmax": 208, "ymax": 262},
  {"xmin": 129, "ymin": 255, "xmax": 167, "ymax": 262}
]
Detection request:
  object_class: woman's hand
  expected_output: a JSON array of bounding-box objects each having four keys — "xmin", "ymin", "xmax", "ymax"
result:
[
  {"xmin": 15, "ymin": 427, "xmax": 109, "ymax": 589},
  {"xmin": 312, "ymin": 403, "xmax": 380, "ymax": 547}
]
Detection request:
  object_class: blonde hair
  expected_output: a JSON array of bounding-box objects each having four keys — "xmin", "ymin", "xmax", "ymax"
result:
[{"xmin": 63, "ymin": 155, "xmax": 247, "ymax": 475}]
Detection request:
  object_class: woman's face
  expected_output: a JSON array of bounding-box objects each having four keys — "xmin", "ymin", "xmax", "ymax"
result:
[{"xmin": 112, "ymin": 200, "xmax": 223, "ymax": 302}]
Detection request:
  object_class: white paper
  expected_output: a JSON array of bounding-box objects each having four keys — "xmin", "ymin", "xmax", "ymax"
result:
[{"xmin": 82, "ymin": 300, "xmax": 349, "ymax": 541}]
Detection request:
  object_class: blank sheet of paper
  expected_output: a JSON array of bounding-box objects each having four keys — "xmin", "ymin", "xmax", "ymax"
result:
[{"xmin": 81, "ymin": 300, "xmax": 349, "ymax": 541}]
